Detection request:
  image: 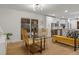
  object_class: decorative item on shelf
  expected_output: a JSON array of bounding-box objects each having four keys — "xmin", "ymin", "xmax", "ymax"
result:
[{"xmin": 4, "ymin": 33, "xmax": 13, "ymax": 40}]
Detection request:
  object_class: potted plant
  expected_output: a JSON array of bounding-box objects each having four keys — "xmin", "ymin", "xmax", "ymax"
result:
[{"xmin": 4, "ymin": 33, "xmax": 13, "ymax": 40}]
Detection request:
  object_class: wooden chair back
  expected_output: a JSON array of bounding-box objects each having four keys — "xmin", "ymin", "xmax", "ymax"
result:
[{"xmin": 21, "ymin": 28, "xmax": 29, "ymax": 45}]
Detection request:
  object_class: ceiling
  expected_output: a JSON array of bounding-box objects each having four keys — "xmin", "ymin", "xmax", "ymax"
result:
[{"xmin": 0, "ymin": 4, "xmax": 79, "ymax": 18}]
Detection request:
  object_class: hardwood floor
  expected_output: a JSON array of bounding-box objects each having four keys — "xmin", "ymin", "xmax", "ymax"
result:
[
  {"xmin": 7, "ymin": 42, "xmax": 30, "ymax": 55},
  {"xmin": 7, "ymin": 38, "xmax": 79, "ymax": 55}
]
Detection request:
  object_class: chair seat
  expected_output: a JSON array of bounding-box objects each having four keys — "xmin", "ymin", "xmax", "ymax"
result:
[{"xmin": 28, "ymin": 38, "xmax": 41, "ymax": 45}]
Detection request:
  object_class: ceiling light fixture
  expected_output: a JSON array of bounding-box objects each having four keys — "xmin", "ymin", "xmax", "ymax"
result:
[
  {"xmin": 33, "ymin": 4, "xmax": 43, "ymax": 11},
  {"xmin": 64, "ymin": 10, "xmax": 68, "ymax": 13}
]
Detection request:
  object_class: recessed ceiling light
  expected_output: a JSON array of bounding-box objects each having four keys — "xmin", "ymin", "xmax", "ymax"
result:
[{"xmin": 64, "ymin": 10, "xmax": 68, "ymax": 13}]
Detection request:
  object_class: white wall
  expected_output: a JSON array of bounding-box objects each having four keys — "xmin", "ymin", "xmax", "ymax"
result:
[
  {"xmin": 0, "ymin": 8, "xmax": 46, "ymax": 42},
  {"xmin": 46, "ymin": 16, "xmax": 53, "ymax": 37}
]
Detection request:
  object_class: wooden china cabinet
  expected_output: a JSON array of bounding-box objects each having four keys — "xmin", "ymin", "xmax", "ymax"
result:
[{"xmin": 21, "ymin": 18, "xmax": 38, "ymax": 38}]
